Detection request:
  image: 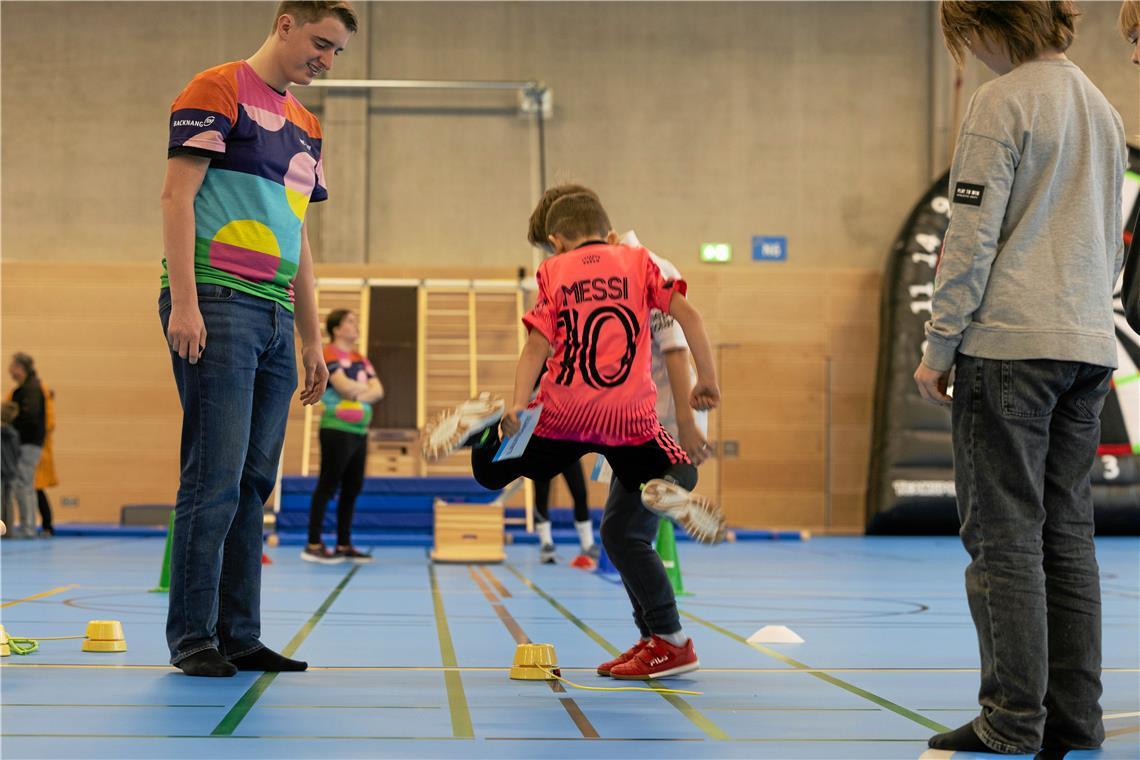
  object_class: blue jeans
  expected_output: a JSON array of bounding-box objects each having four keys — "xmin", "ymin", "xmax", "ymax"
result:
[
  {"xmin": 159, "ymin": 285, "xmax": 296, "ymax": 664},
  {"xmin": 12, "ymin": 444, "xmax": 42, "ymax": 537},
  {"xmin": 952, "ymin": 355, "xmax": 1110, "ymax": 753}
]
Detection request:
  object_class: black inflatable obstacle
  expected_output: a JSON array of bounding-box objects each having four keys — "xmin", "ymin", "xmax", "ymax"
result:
[{"xmin": 867, "ymin": 153, "xmax": 1140, "ymax": 535}]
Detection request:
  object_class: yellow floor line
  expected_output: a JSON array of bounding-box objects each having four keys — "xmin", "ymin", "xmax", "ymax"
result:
[{"xmin": 1, "ymin": 584, "xmax": 78, "ymax": 608}]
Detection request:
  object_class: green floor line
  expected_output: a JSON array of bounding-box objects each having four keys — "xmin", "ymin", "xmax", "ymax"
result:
[
  {"xmin": 211, "ymin": 564, "xmax": 360, "ymax": 736},
  {"xmin": 504, "ymin": 562, "xmax": 730, "ymax": 741},
  {"xmin": 1113, "ymin": 372, "xmax": 1139, "ymax": 386},
  {"xmin": 679, "ymin": 609, "xmax": 950, "ymax": 733},
  {"xmin": 428, "ymin": 563, "xmax": 475, "ymax": 738},
  {"xmin": 4, "ymin": 703, "xmax": 225, "ymax": 708},
  {"xmin": 1, "ymin": 734, "xmax": 464, "ymax": 741}
]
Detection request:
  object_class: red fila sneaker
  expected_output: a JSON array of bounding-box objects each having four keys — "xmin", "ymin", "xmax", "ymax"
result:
[
  {"xmin": 596, "ymin": 638, "xmax": 649, "ymax": 676},
  {"xmin": 609, "ymin": 635, "xmax": 700, "ymax": 680}
]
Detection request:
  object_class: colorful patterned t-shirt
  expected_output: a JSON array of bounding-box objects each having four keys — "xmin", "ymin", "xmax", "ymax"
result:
[
  {"xmin": 162, "ymin": 60, "xmax": 328, "ymax": 310},
  {"xmin": 320, "ymin": 344, "xmax": 377, "ymax": 435},
  {"xmin": 523, "ymin": 243, "xmax": 686, "ymax": 446}
]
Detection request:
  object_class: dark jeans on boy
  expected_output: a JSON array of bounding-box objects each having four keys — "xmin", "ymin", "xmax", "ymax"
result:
[
  {"xmin": 602, "ymin": 479, "xmax": 680, "ymax": 635},
  {"xmin": 159, "ymin": 285, "xmax": 296, "ymax": 665},
  {"xmin": 472, "ymin": 428, "xmax": 692, "ymax": 636},
  {"xmin": 307, "ymin": 428, "xmax": 367, "ymax": 546},
  {"xmin": 951, "ymin": 354, "xmax": 1111, "ymax": 753}
]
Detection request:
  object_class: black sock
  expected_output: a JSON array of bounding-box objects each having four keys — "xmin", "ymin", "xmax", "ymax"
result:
[
  {"xmin": 928, "ymin": 722, "xmax": 992, "ymax": 752},
  {"xmin": 1035, "ymin": 747, "xmax": 1070, "ymax": 760},
  {"xmin": 229, "ymin": 647, "xmax": 308, "ymax": 672},
  {"xmin": 175, "ymin": 648, "xmax": 237, "ymax": 677}
]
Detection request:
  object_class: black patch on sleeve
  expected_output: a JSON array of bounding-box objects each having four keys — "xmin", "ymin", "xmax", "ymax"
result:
[
  {"xmin": 953, "ymin": 182, "xmax": 985, "ymax": 207},
  {"xmin": 168, "ymin": 146, "xmax": 223, "ymax": 160}
]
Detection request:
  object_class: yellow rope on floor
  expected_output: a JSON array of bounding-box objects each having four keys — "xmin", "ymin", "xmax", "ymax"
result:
[{"xmin": 537, "ymin": 666, "xmax": 702, "ymax": 696}]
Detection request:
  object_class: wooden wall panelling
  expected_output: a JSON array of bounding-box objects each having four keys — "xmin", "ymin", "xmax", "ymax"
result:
[{"xmin": 1, "ymin": 262, "xmax": 881, "ymax": 529}]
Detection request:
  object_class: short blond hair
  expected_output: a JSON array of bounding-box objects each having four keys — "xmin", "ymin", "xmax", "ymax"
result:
[
  {"xmin": 1120, "ymin": 1, "xmax": 1140, "ymax": 39},
  {"xmin": 940, "ymin": 1, "xmax": 1078, "ymax": 67}
]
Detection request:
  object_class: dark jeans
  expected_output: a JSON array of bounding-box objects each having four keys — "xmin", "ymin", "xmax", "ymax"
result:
[
  {"xmin": 307, "ymin": 427, "xmax": 367, "ymax": 546},
  {"xmin": 159, "ymin": 285, "xmax": 296, "ymax": 665},
  {"xmin": 533, "ymin": 461, "xmax": 589, "ymax": 523},
  {"xmin": 952, "ymin": 355, "xmax": 1110, "ymax": 753},
  {"xmin": 603, "ymin": 479, "xmax": 679, "ymax": 636}
]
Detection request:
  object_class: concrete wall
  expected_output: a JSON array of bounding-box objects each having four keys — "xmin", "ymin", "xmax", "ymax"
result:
[
  {"xmin": 5, "ymin": 2, "xmax": 1133, "ymax": 273},
  {"xmin": 0, "ymin": 1, "xmax": 924, "ymax": 273}
]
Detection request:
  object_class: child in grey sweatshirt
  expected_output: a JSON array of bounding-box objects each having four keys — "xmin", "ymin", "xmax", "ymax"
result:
[
  {"xmin": 923, "ymin": 61, "xmax": 1125, "ymax": 373},
  {"xmin": 917, "ymin": 2, "xmax": 1125, "ymax": 756}
]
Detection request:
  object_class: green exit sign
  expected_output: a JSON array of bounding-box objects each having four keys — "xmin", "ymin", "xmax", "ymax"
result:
[{"xmin": 700, "ymin": 243, "xmax": 732, "ymax": 263}]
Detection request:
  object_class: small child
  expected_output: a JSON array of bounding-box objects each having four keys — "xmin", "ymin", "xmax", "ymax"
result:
[
  {"xmin": 525, "ymin": 187, "xmax": 714, "ymax": 678},
  {"xmin": 1, "ymin": 401, "xmax": 22, "ymax": 536},
  {"xmin": 423, "ymin": 188, "xmax": 725, "ymax": 679},
  {"xmin": 532, "ymin": 462, "xmax": 595, "ymax": 564}
]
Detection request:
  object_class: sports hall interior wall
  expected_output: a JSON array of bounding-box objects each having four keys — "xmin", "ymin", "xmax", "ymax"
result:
[{"xmin": 2, "ymin": 2, "xmax": 1136, "ymax": 530}]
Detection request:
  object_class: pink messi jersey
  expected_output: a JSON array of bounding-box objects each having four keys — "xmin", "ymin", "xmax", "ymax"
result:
[{"xmin": 523, "ymin": 243, "xmax": 687, "ymax": 445}]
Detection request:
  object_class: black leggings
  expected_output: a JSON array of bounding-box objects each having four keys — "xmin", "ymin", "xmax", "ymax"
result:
[
  {"xmin": 533, "ymin": 461, "xmax": 589, "ymax": 523},
  {"xmin": 471, "ymin": 428, "xmax": 694, "ymax": 495},
  {"xmin": 36, "ymin": 489, "xmax": 53, "ymax": 532},
  {"xmin": 307, "ymin": 428, "xmax": 367, "ymax": 546}
]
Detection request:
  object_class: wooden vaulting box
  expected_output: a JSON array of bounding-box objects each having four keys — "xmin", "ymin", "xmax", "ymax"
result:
[{"xmin": 429, "ymin": 499, "xmax": 506, "ymax": 563}]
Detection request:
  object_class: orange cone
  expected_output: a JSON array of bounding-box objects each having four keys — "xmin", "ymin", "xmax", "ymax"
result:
[{"xmin": 570, "ymin": 553, "xmax": 596, "ymax": 570}]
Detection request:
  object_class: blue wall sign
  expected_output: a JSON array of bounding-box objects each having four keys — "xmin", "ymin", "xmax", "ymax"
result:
[{"xmin": 752, "ymin": 236, "xmax": 787, "ymax": 262}]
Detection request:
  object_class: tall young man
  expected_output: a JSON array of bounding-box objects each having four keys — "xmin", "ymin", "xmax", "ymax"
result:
[{"xmin": 159, "ymin": 1, "xmax": 356, "ymax": 677}]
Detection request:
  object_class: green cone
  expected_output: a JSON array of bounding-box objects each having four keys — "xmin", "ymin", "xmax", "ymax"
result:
[
  {"xmin": 150, "ymin": 511, "xmax": 174, "ymax": 593},
  {"xmin": 655, "ymin": 519, "xmax": 691, "ymax": 596}
]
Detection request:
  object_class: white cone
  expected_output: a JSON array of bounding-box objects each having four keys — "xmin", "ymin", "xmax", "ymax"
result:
[{"xmin": 747, "ymin": 625, "xmax": 804, "ymax": 644}]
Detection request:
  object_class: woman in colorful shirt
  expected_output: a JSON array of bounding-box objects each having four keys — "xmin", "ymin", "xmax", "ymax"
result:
[{"xmin": 302, "ymin": 309, "xmax": 384, "ymax": 563}]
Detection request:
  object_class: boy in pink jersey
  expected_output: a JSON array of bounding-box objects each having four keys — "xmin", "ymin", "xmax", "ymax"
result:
[{"xmin": 424, "ymin": 189, "xmax": 724, "ymax": 679}]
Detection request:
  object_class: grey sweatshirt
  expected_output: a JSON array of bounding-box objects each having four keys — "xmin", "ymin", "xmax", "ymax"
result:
[{"xmin": 924, "ymin": 59, "xmax": 1126, "ymax": 372}]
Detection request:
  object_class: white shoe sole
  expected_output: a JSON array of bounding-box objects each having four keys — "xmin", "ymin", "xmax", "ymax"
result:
[
  {"xmin": 422, "ymin": 395, "xmax": 505, "ymax": 462},
  {"xmin": 299, "ymin": 552, "xmax": 345, "ymax": 565},
  {"xmin": 610, "ymin": 659, "xmax": 701, "ymax": 680},
  {"xmin": 641, "ymin": 480, "xmax": 727, "ymax": 544}
]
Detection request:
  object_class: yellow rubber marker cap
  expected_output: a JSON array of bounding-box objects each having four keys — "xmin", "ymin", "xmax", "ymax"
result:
[
  {"xmin": 509, "ymin": 643, "xmax": 559, "ymax": 680},
  {"xmin": 0, "ymin": 624, "xmax": 10, "ymax": 657},
  {"xmin": 82, "ymin": 620, "xmax": 127, "ymax": 653}
]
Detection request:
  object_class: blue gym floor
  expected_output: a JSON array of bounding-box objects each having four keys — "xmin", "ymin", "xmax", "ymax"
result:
[{"xmin": 1, "ymin": 536, "xmax": 1137, "ymax": 759}]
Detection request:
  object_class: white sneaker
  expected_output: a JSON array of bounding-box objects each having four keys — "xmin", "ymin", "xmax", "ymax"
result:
[
  {"xmin": 641, "ymin": 479, "xmax": 727, "ymax": 545},
  {"xmin": 422, "ymin": 393, "xmax": 505, "ymax": 462}
]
